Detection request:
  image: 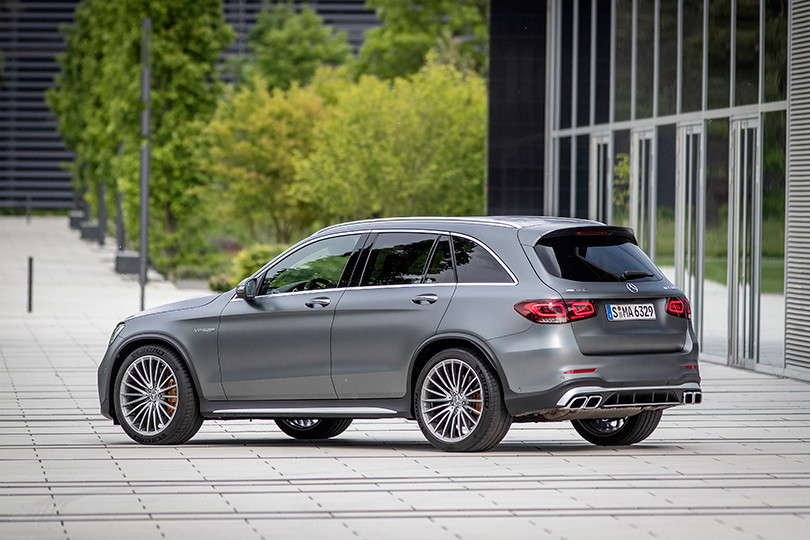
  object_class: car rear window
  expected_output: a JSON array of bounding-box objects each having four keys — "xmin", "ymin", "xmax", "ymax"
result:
[
  {"xmin": 453, "ymin": 236, "xmax": 514, "ymax": 284},
  {"xmin": 534, "ymin": 232, "xmax": 661, "ymax": 282}
]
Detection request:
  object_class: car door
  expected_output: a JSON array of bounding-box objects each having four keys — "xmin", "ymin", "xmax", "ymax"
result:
[
  {"xmin": 217, "ymin": 234, "xmax": 363, "ymax": 400},
  {"xmin": 331, "ymin": 232, "xmax": 456, "ymax": 399}
]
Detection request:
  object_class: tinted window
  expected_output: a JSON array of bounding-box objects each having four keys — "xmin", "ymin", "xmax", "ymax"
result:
[
  {"xmin": 534, "ymin": 236, "xmax": 661, "ymax": 282},
  {"xmin": 424, "ymin": 235, "xmax": 454, "ymax": 283},
  {"xmin": 361, "ymin": 233, "xmax": 437, "ymax": 286},
  {"xmin": 453, "ymin": 236, "xmax": 513, "ymax": 284},
  {"xmin": 260, "ymin": 234, "xmax": 361, "ymax": 294}
]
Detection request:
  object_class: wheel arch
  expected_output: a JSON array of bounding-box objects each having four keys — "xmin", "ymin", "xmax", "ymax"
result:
[
  {"xmin": 408, "ymin": 333, "xmax": 508, "ymax": 418},
  {"xmin": 108, "ymin": 334, "xmax": 202, "ymax": 424}
]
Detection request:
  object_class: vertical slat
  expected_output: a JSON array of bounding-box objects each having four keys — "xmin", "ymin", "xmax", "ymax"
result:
[{"xmin": 785, "ymin": 1, "xmax": 810, "ymax": 376}]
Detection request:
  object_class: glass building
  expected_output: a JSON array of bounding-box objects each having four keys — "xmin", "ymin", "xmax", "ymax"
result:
[{"xmin": 488, "ymin": 0, "xmax": 810, "ymax": 381}]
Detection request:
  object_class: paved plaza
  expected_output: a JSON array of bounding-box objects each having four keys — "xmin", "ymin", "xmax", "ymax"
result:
[{"xmin": 1, "ymin": 216, "xmax": 809, "ymax": 540}]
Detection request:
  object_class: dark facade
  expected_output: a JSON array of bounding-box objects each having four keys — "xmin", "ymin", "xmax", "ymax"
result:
[{"xmin": 486, "ymin": 0, "xmax": 546, "ymax": 215}]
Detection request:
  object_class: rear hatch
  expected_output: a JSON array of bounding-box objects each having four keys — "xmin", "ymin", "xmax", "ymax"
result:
[{"xmin": 527, "ymin": 226, "xmax": 688, "ymax": 355}]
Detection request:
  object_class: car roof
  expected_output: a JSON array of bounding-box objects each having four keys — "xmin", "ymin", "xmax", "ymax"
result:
[{"xmin": 312, "ymin": 216, "xmax": 605, "ymax": 238}]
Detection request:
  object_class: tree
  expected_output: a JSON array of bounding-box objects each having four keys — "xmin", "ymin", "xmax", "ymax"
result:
[
  {"xmin": 241, "ymin": 3, "xmax": 351, "ymax": 90},
  {"xmin": 355, "ymin": 0, "xmax": 489, "ymax": 80},
  {"xmin": 48, "ymin": 0, "xmax": 234, "ymax": 276},
  {"xmin": 295, "ymin": 56, "xmax": 486, "ymax": 222},
  {"xmin": 201, "ymin": 75, "xmax": 326, "ymax": 244}
]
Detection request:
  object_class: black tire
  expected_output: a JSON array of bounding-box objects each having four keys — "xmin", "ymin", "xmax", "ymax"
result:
[
  {"xmin": 275, "ymin": 418, "xmax": 353, "ymax": 439},
  {"xmin": 113, "ymin": 345, "xmax": 203, "ymax": 445},
  {"xmin": 414, "ymin": 347, "xmax": 512, "ymax": 452},
  {"xmin": 571, "ymin": 409, "xmax": 663, "ymax": 446}
]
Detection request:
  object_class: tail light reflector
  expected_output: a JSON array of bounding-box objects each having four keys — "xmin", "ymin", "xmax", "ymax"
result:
[
  {"xmin": 514, "ymin": 300, "xmax": 597, "ymax": 324},
  {"xmin": 666, "ymin": 296, "xmax": 691, "ymax": 319}
]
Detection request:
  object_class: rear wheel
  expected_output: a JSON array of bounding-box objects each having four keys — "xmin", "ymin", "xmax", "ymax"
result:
[
  {"xmin": 275, "ymin": 418, "xmax": 353, "ymax": 439},
  {"xmin": 571, "ymin": 409, "xmax": 663, "ymax": 446},
  {"xmin": 114, "ymin": 345, "xmax": 203, "ymax": 445},
  {"xmin": 414, "ymin": 348, "xmax": 512, "ymax": 452}
]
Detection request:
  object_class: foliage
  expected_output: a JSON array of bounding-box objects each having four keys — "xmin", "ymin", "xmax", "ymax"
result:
[
  {"xmin": 200, "ymin": 74, "xmax": 326, "ymax": 244},
  {"xmin": 613, "ymin": 153, "xmax": 630, "ymax": 218},
  {"xmin": 355, "ymin": 0, "xmax": 489, "ymax": 80},
  {"xmin": 47, "ymin": 0, "xmax": 235, "ymax": 277},
  {"xmin": 295, "ymin": 56, "xmax": 486, "ymax": 222},
  {"xmin": 240, "ymin": 3, "xmax": 351, "ymax": 90},
  {"xmin": 209, "ymin": 243, "xmax": 289, "ymax": 292}
]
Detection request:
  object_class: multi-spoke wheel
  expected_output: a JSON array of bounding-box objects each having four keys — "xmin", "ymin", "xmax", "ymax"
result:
[
  {"xmin": 572, "ymin": 409, "xmax": 663, "ymax": 446},
  {"xmin": 114, "ymin": 345, "xmax": 202, "ymax": 445},
  {"xmin": 415, "ymin": 348, "xmax": 511, "ymax": 452},
  {"xmin": 275, "ymin": 418, "xmax": 353, "ymax": 439}
]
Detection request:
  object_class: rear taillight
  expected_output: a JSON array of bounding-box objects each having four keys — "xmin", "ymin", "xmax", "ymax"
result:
[
  {"xmin": 666, "ymin": 296, "xmax": 691, "ymax": 319},
  {"xmin": 514, "ymin": 300, "xmax": 597, "ymax": 324}
]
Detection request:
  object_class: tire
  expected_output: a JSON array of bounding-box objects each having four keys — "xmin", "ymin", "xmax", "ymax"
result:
[
  {"xmin": 113, "ymin": 345, "xmax": 203, "ymax": 445},
  {"xmin": 571, "ymin": 409, "xmax": 663, "ymax": 446},
  {"xmin": 275, "ymin": 418, "xmax": 353, "ymax": 439},
  {"xmin": 414, "ymin": 348, "xmax": 512, "ymax": 452}
]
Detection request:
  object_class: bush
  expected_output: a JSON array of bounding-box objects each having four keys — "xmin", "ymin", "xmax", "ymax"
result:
[{"xmin": 209, "ymin": 243, "xmax": 289, "ymax": 292}]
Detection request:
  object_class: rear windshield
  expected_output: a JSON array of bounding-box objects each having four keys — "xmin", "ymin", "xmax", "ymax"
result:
[{"xmin": 534, "ymin": 235, "xmax": 661, "ymax": 282}]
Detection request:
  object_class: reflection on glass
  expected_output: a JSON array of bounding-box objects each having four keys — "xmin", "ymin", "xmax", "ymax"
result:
[
  {"xmin": 707, "ymin": 0, "xmax": 731, "ymax": 110},
  {"xmin": 702, "ymin": 118, "xmax": 730, "ymax": 358},
  {"xmin": 577, "ymin": 134, "xmax": 590, "ymax": 218},
  {"xmin": 615, "ymin": 0, "xmax": 632, "ymax": 121},
  {"xmin": 577, "ymin": 0, "xmax": 591, "ymax": 127},
  {"xmin": 682, "ymin": 0, "xmax": 704, "ymax": 112},
  {"xmin": 735, "ymin": 0, "xmax": 759, "ymax": 106},
  {"xmin": 658, "ymin": 1, "xmax": 678, "ymax": 117},
  {"xmin": 636, "ymin": 0, "xmax": 655, "ymax": 118},
  {"xmin": 656, "ymin": 125, "xmax": 677, "ymax": 271},
  {"xmin": 759, "ymin": 111, "xmax": 786, "ymax": 367},
  {"xmin": 612, "ymin": 131, "xmax": 631, "ymax": 227},
  {"xmin": 559, "ymin": 137, "xmax": 572, "ymax": 217},
  {"xmin": 764, "ymin": 0, "xmax": 788, "ymax": 102},
  {"xmin": 595, "ymin": 0, "xmax": 611, "ymax": 124},
  {"xmin": 560, "ymin": 0, "xmax": 573, "ymax": 129}
]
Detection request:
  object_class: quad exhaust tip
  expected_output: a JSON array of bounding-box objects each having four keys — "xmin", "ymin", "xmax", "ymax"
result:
[
  {"xmin": 683, "ymin": 391, "xmax": 702, "ymax": 405},
  {"xmin": 567, "ymin": 395, "xmax": 603, "ymax": 410}
]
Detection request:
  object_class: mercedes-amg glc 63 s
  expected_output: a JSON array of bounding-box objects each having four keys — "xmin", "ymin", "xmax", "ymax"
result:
[{"xmin": 98, "ymin": 217, "xmax": 701, "ymax": 451}]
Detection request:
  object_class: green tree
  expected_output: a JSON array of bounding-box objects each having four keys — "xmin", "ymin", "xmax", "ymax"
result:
[
  {"xmin": 201, "ymin": 75, "xmax": 326, "ymax": 244},
  {"xmin": 355, "ymin": 0, "xmax": 489, "ymax": 80},
  {"xmin": 295, "ymin": 56, "xmax": 486, "ymax": 222},
  {"xmin": 241, "ymin": 3, "xmax": 351, "ymax": 90},
  {"xmin": 48, "ymin": 0, "xmax": 234, "ymax": 276}
]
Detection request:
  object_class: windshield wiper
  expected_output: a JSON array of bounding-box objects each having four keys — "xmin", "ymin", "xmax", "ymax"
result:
[{"xmin": 620, "ymin": 270, "xmax": 654, "ymax": 281}]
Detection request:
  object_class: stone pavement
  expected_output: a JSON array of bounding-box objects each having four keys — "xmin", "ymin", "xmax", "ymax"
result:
[{"xmin": 1, "ymin": 216, "xmax": 809, "ymax": 540}]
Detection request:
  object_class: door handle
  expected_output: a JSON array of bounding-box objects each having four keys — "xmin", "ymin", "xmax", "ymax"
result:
[
  {"xmin": 411, "ymin": 294, "xmax": 439, "ymax": 305},
  {"xmin": 305, "ymin": 297, "xmax": 331, "ymax": 308}
]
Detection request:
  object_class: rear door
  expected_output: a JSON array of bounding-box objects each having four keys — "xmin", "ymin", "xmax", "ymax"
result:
[
  {"xmin": 330, "ymin": 232, "xmax": 456, "ymax": 398},
  {"xmin": 529, "ymin": 227, "xmax": 689, "ymax": 355}
]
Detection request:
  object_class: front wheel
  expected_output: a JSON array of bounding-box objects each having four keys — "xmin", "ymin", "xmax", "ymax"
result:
[
  {"xmin": 414, "ymin": 348, "xmax": 512, "ymax": 452},
  {"xmin": 275, "ymin": 418, "xmax": 353, "ymax": 439},
  {"xmin": 113, "ymin": 345, "xmax": 203, "ymax": 445},
  {"xmin": 571, "ymin": 409, "xmax": 663, "ymax": 446}
]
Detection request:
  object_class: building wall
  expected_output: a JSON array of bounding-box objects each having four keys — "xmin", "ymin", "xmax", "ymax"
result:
[{"xmin": 487, "ymin": 0, "xmax": 546, "ymax": 215}]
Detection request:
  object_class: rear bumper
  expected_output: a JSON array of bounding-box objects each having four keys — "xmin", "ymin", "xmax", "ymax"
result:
[{"xmin": 489, "ymin": 322, "xmax": 701, "ymax": 418}]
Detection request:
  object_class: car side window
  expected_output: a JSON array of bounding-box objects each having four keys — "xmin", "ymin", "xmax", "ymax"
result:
[
  {"xmin": 259, "ymin": 234, "xmax": 361, "ymax": 295},
  {"xmin": 424, "ymin": 235, "xmax": 454, "ymax": 283},
  {"xmin": 360, "ymin": 233, "xmax": 438, "ymax": 286},
  {"xmin": 452, "ymin": 236, "xmax": 514, "ymax": 284}
]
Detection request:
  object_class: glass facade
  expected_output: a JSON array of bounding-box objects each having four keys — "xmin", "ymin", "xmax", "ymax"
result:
[{"xmin": 547, "ymin": 0, "xmax": 788, "ymax": 372}]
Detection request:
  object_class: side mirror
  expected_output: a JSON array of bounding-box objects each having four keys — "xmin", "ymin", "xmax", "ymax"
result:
[{"xmin": 235, "ymin": 277, "xmax": 257, "ymax": 300}]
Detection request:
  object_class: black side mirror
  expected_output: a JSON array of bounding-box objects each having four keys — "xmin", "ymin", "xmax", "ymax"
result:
[{"xmin": 235, "ymin": 277, "xmax": 257, "ymax": 300}]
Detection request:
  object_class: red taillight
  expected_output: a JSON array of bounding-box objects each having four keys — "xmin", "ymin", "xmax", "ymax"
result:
[
  {"xmin": 666, "ymin": 296, "xmax": 691, "ymax": 319},
  {"xmin": 514, "ymin": 300, "xmax": 597, "ymax": 324}
]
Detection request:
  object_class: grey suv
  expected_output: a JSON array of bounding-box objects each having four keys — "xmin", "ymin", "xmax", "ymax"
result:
[{"xmin": 98, "ymin": 217, "xmax": 701, "ymax": 451}]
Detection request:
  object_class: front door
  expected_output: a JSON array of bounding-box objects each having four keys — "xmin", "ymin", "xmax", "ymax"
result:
[{"xmin": 217, "ymin": 234, "xmax": 362, "ymax": 400}]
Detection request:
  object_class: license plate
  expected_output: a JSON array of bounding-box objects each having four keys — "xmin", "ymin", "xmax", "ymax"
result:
[{"xmin": 605, "ymin": 303, "xmax": 655, "ymax": 321}]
